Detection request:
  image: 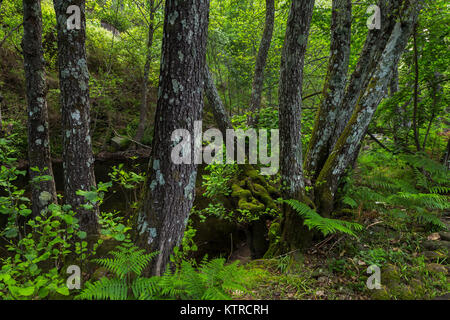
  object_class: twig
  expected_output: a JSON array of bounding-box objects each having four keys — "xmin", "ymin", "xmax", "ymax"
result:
[
  {"xmin": 0, "ymin": 22, "xmax": 23, "ymax": 49},
  {"xmin": 111, "ymin": 127, "xmax": 151, "ymax": 149},
  {"xmin": 366, "ymin": 220, "xmax": 384, "ymax": 229},
  {"xmin": 367, "ymin": 131, "xmax": 393, "ymax": 153}
]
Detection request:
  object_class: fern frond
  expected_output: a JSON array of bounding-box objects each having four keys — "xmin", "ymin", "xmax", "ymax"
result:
[
  {"xmin": 76, "ymin": 278, "xmax": 127, "ymax": 300},
  {"xmin": 285, "ymin": 199, "xmax": 363, "ymax": 237}
]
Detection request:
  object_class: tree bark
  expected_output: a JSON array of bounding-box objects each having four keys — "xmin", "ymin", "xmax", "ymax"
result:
[
  {"xmin": 304, "ymin": 0, "xmax": 351, "ymax": 181},
  {"xmin": 277, "ymin": 0, "xmax": 315, "ymax": 252},
  {"xmin": 248, "ymin": 0, "xmax": 275, "ymax": 126},
  {"xmin": 331, "ymin": 0, "xmax": 401, "ymax": 148},
  {"xmin": 204, "ymin": 65, "xmax": 232, "ymax": 136},
  {"xmin": 136, "ymin": 0, "xmax": 210, "ymax": 276},
  {"xmin": 134, "ymin": 0, "xmax": 157, "ymax": 143},
  {"xmin": 22, "ymin": 0, "xmax": 57, "ymax": 216},
  {"xmin": 53, "ymin": 0, "xmax": 98, "ymax": 234},
  {"xmin": 306, "ymin": 0, "xmax": 401, "ymax": 181},
  {"xmin": 412, "ymin": 23, "xmax": 421, "ymax": 151},
  {"xmin": 443, "ymin": 138, "xmax": 450, "ymax": 170},
  {"xmin": 315, "ymin": 4, "xmax": 419, "ymax": 216}
]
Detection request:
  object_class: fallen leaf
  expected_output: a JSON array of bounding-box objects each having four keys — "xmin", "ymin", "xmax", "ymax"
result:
[{"xmin": 427, "ymin": 233, "xmax": 440, "ymax": 241}]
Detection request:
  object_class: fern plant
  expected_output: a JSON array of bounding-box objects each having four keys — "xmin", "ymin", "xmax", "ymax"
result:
[
  {"xmin": 152, "ymin": 258, "xmax": 249, "ymax": 300},
  {"xmin": 76, "ymin": 243, "xmax": 158, "ymax": 300},
  {"xmin": 285, "ymin": 199, "xmax": 363, "ymax": 237},
  {"xmin": 77, "ymin": 243, "xmax": 251, "ymax": 300},
  {"xmin": 340, "ymin": 151, "xmax": 449, "ymax": 230}
]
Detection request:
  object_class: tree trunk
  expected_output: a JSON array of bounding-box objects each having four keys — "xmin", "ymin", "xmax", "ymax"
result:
[
  {"xmin": 304, "ymin": 0, "xmax": 351, "ymax": 181},
  {"xmin": 136, "ymin": 0, "xmax": 210, "ymax": 276},
  {"xmin": 443, "ymin": 138, "xmax": 450, "ymax": 170},
  {"xmin": 204, "ymin": 65, "xmax": 232, "ymax": 136},
  {"xmin": 412, "ymin": 23, "xmax": 421, "ymax": 151},
  {"xmin": 22, "ymin": 0, "xmax": 57, "ymax": 216},
  {"xmin": 53, "ymin": 0, "xmax": 98, "ymax": 234},
  {"xmin": 306, "ymin": 0, "xmax": 400, "ymax": 181},
  {"xmin": 276, "ymin": 0, "xmax": 315, "ymax": 252},
  {"xmin": 134, "ymin": 0, "xmax": 156, "ymax": 143},
  {"xmin": 315, "ymin": 5, "xmax": 419, "ymax": 216},
  {"xmin": 248, "ymin": 0, "xmax": 275, "ymax": 126}
]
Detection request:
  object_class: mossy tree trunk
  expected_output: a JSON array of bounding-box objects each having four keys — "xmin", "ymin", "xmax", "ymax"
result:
[
  {"xmin": 136, "ymin": 0, "xmax": 210, "ymax": 276},
  {"xmin": 22, "ymin": 0, "xmax": 57, "ymax": 216},
  {"xmin": 53, "ymin": 0, "xmax": 98, "ymax": 234},
  {"xmin": 274, "ymin": 0, "xmax": 420, "ymax": 254},
  {"xmin": 315, "ymin": 4, "xmax": 419, "ymax": 217},
  {"xmin": 248, "ymin": 0, "xmax": 275, "ymax": 126},
  {"xmin": 304, "ymin": 0, "xmax": 351, "ymax": 182},
  {"xmin": 305, "ymin": 0, "xmax": 399, "ymax": 182},
  {"xmin": 276, "ymin": 0, "xmax": 315, "ymax": 253}
]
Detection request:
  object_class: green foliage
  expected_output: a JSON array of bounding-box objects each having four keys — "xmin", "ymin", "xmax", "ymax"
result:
[
  {"xmin": 76, "ymin": 243, "xmax": 159, "ymax": 300},
  {"xmin": 342, "ymin": 151, "xmax": 449, "ymax": 230},
  {"xmin": 202, "ymin": 163, "xmax": 239, "ymax": 198},
  {"xmin": 285, "ymin": 199, "xmax": 363, "ymax": 237},
  {"xmin": 0, "ymin": 201, "xmax": 93, "ymax": 299},
  {"xmin": 78, "ymin": 244, "xmax": 250, "ymax": 300},
  {"xmin": 154, "ymin": 258, "xmax": 249, "ymax": 300}
]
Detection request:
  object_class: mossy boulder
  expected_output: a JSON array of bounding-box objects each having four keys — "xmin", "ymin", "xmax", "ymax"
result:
[{"xmin": 371, "ymin": 264, "xmax": 428, "ymax": 300}]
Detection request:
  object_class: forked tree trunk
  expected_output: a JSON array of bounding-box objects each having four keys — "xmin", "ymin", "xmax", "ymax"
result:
[
  {"xmin": 276, "ymin": 0, "xmax": 315, "ymax": 253},
  {"xmin": 53, "ymin": 0, "xmax": 98, "ymax": 234},
  {"xmin": 22, "ymin": 0, "xmax": 57, "ymax": 216},
  {"xmin": 306, "ymin": 0, "xmax": 401, "ymax": 181},
  {"xmin": 315, "ymin": 4, "xmax": 419, "ymax": 216},
  {"xmin": 304, "ymin": 0, "xmax": 351, "ymax": 181},
  {"xmin": 248, "ymin": 0, "xmax": 275, "ymax": 126},
  {"xmin": 136, "ymin": 0, "xmax": 210, "ymax": 276}
]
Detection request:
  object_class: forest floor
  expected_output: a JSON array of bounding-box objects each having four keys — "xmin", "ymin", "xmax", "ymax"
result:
[{"xmin": 230, "ymin": 214, "xmax": 449, "ymax": 300}]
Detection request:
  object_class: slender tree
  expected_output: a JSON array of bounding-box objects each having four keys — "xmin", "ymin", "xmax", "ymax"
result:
[
  {"xmin": 134, "ymin": 0, "xmax": 161, "ymax": 143},
  {"xmin": 204, "ymin": 65, "xmax": 232, "ymax": 136},
  {"xmin": 136, "ymin": 0, "xmax": 210, "ymax": 276},
  {"xmin": 305, "ymin": 0, "xmax": 351, "ymax": 181},
  {"xmin": 277, "ymin": 0, "xmax": 315, "ymax": 251},
  {"xmin": 248, "ymin": 0, "xmax": 275, "ymax": 126},
  {"xmin": 53, "ymin": 0, "xmax": 98, "ymax": 234},
  {"xmin": 22, "ymin": 0, "xmax": 57, "ymax": 216}
]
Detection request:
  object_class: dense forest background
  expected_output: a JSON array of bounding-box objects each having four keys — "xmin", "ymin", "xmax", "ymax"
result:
[{"xmin": 0, "ymin": 0, "xmax": 449, "ymax": 300}]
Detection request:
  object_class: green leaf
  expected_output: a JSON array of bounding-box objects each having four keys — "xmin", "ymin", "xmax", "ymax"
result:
[
  {"xmin": 56, "ymin": 286, "xmax": 70, "ymax": 296},
  {"xmin": 18, "ymin": 286, "xmax": 35, "ymax": 296},
  {"xmin": 78, "ymin": 231, "xmax": 87, "ymax": 239}
]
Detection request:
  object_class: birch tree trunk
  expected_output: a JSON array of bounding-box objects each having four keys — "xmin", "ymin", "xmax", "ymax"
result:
[
  {"xmin": 53, "ymin": 0, "xmax": 98, "ymax": 234},
  {"xmin": 248, "ymin": 0, "xmax": 275, "ymax": 126},
  {"xmin": 136, "ymin": 0, "xmax": 210, "ymax": 276},
  {"xmin": 22, "ymin": 0, "xmax": 57, "ymax": 216}
]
